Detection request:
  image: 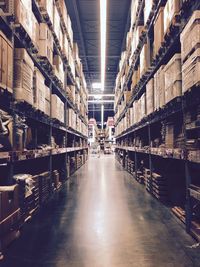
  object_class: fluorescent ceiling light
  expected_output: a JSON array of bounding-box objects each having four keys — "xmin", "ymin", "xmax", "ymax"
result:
[
  {"xmin": 100, "ymin": 0, "xmax": 107, "ymax": 91},
  {"xmin": 94, "ymin": 95, "xmax": 102, "ymax": 100},
  {"xmin": 92, "ymin": 82, "xmax": 102, "ymax": 89},
  {"xmin": 88, "ymin": 100, "xmax": 115, "ymax": 103},
  {"xmin": 89, "ymin": 94, "xmax": 115, "ymax": 97}
]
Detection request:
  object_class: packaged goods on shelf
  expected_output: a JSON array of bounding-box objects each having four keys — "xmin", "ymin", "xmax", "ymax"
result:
[
  {"xmin": 37, "ymin": 0, "xmax": 54, "ymax": 24},
  {"xmin": 126, "ymin": 31, "xmax": 133, "ymax": 50},
  {"xmin": 39, "ymin": 172, "xmax": 52, "ymax": 205},
  {"xmin": 75, "ymin": 93, "xmax": 81, "ymax": 110},
  {"xmin": 182, "ymin": 48, "xmax": 200, "ymax": 94},
  {"xmin": 164, "ymin": 54, "xmax": 182, "ymax": 104},
  {"xmin": 53, "ymin": 55, "xmax": 65, "ymax": 85},
  {"xmin": 130, "ymin": 0, "xmax": 139, "ymax": 29},
  {"xmin": 0, "ymin": 185, "xmax": 19, "ymax": 221},
  {"xmin": 154, "ymin": 7, "xmax": 164, "ymax": 56},
  {"xmin": 68, "ymin": 85, "xmax": 76, "ymax": 104},
  {"xmin": 14, "ymin": 0, "xmax": 33, "ymax": 39},
  {"xmin": 51, "ymin": 94, "xmax": 64, "ymax": 123},
  {"xmin": 124, "ymin": 91, "xmax": 132, "ymax": 104},
  {"xmin": 146, "ymin": 78, "xmax": 154, "ymax": 115},
  {"xmin": 33, "ymin": 68, "xmax": 46, "ymax": 113},
  {"xmin": 131, "ymin": 67, "xmax": 140, "ymax": 91},
  {"xmin": 144, "ymin": 0, "xmax": 155, "ymax": 25},
  {"xmin": 32, "ymin": 13, "xmax": 39, "ymax": 51},
  {"xmin": 164, "ymin": 0, "xmax": 181, "ymax": 35},
  {"xmin": 155, "ymin": 65, "xmax": 166, "ymax": 110},
  {"xmin": 38, "ymin": 23, "xmax": 53, "ymax": 65},
  {"xmin": 181, "ymin": 11, "xmax": 200, "ymax": 62},
  {"xmin": 53, "ymin": 3, "xmax": 61, "ymax": 42},
  {"xmin": 120, "ymin": 75, "xmax": 126, "ymax": 91},
  {"xmin": 133, "ymin": 100, "xmax": 138, "ymax": 124},
  {"xmin": 45, "ymin": 86, "xmax": 51, "ymax": 116},
  {"xmin": 131, "ymin": 26, "xmax": 144, "ymax": 58},
  {"xmin": 57, "ymin": 0, "xmax": 68, "ymax": 29},
  {"xmin": 140, "ymin": 42, "xmax": 151, "ymax": 77},
  {"xmin": 67, "ymin": 14, "xmax": 73, "ymax": 46},
  {"xmin": 68, "ymin": 50, "xmax": 75, "ymax": 78},
  {"xmin": 63, "ymin": 33, "xmax": 69, "ymax": 59},
  {"xmin": 140, "ymin": 93, "xmax": 146, "ymax": 119},
  {"xmin": 165, "ymin": 122, "xmax": 174, "ymax": 148},
  {"xmin": 14, "ymin": 48, "xmax": 34, "ymax": 105},
  {"xmin": 0, "ymin": 31, "xmax": 13, "ymax": 93}
]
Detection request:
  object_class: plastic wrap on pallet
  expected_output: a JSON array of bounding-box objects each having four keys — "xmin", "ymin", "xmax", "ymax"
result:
[{"xmin": 181, "ymin": 10, "xmax": 200, "ymax": 62}]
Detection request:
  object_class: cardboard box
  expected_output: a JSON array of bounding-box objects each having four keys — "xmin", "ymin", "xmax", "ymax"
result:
[
  {"xmin": 45, "ymin": 86, "xmax": 51, "ymax": 116},
  {"xmin": 140, "ymin": 42, "xmax": 151, "ymax": 77},
  {"xmin": 67, "ymin": 14, "xmax": 73, "ymax": 45},
  {"xmin": 165, "ymin": 123, "xmax": 174, "ymax": 148},
  {"xmin": 33, "ymin": 67, "xmax": 46, "ymax": 113},
  {"xmin": 154, "ymin": 65, "xmax": 165, "ymax": 110},
  {"xmin": 57, "ymin": 0, "xmax": 68, "ymax": 28},
  {"xmin": 131, "ymin": 26, "xmax": 144, "ymax": 58},
  {"xmin": 32, "ymin": 13, "xmax": 39, "ymax": 51},
  {"xmin": 130, "ymin": 0, "xmax": 139, "ymax": 29},
  {"xmin": 140, "ymin": 93, "xmax": 146, "ymax": 119},
  {"xmin": 182, "ymin": 48, "xmax": 200, "ymax": 94},
  {"xmin": 53, "ymin": 55, "xmax": 64, "ymax": 85},
  {"xmin": 37, "ymin": 0, "xmax": 54, "ymax": 24},
  {"xmin": 124, "ymin": 91, "xmax": 132, "ymax": 104},
  {"xmin": 63, "ymin": 33, "xmax": 69, "ymax": 59},
  {"xmin": 51, "ymin": 94, "xmax": 64, "ymax": 123},
  {"xmin": 0, "ymin": 185, "xmax": 19, "ymax": 221},
  {"xmin": 154, "ymin": 7, "xmax": 164, "ymax": 56},
  {"xmin": 164, "ymin": 0, "xmax": 181, "ymax": 35},
  {"xmin": 146, "ymin": 78, "xmax": 154, "ymax": 115},
  {"xmin": 164, "ymin": 54, "xmax": 182, "ymax": 104},
  {"xmin": 14, "ymin": 49, "xmax": 34, "ymax": 105},
  {"xmin": 181, "ymin": 10, "xmax": 200, "ymax": 62},
  {"xmin": 0, "ymin": 31, "xmax": 13, "ymax": 93},
  {"xmin": 38, "ymin": 23, "xmax": 53, "ymax": 65},
  {"xmin": 14, "ymin": 0, "xmax": 32, "ymax": 38}
]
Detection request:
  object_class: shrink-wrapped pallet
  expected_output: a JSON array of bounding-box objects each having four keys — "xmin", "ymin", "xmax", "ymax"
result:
[
  {"xmin": 14, "ymin": 49, "xmax": 34, "ymax": 105},
  {"xmin": 164, "ymin": 54, "xmax": 182, "ymax": 104}
]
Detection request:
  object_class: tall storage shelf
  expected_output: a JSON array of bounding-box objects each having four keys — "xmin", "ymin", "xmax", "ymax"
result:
[
  {"xmin": 0, "ymin": 0, "xmax": 88, "ymax": 254},
  {"xmin": 114, "ymin": 0, "xmax": 200, "ymax": 241}
]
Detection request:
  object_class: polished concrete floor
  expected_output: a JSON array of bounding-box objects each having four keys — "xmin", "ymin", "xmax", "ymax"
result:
[{"xmin": 2, "ymin": 155, "xmax": 200, "ymax": 267}]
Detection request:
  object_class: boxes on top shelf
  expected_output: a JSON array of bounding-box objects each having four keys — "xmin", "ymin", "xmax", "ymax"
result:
[
  {"xmin": 14, "ymin": 48, "xmax": 34, "ymax": 105},
  {"xmin": 140, "ymin": 41, "xmax": 151, "ymax": 77},
  {"xmin": 144, "ymin": 0, "xmax": 155, "ymax": 25},
  {"xmin": 154, "ymin": 7, "xmax": 164, "ymax": 57},
  {"xmin": 33, "ymin": 67, "xmax": 46, "ymax": 113},
  {"xmin": 130, "ymin": 0, "xmax": 139, "ymax": 30},
  {"xmin": 180, "ymin": 10, "xmax": 200, "ymax": 62},
  {"xmin": 164, "ymin": 0, "xmax": 181, "ymax": 35},
  {"xmin": 38, "ymin": 23, "xmax": 53, "ymax": 65},
  {"xmin": 14, "ymin": 0, "xmax": 33, "ymax": 39},
  {"xmin": 182, "ymin": 48, "xmax": 200, "ymax": 94},
  {"xmin": 130, "ymin": 26, "xmax": 144, "ymax": 59},
  {"xmin": 53, "ymin": 3, "xmax": 61, "ymax": 42},
  {"xmin": 146, "ymin": 78, "xmax": 154, "ymax": 115},
  {"xmin": 37, "ymin": 0, "xmax": 54, "ymax": 24},
  {"xmin": 164, "ymin": 54, "xmax": 182, "ymax": 104},
  {"xmin": 0, "ymin": 31, "xmax": 13, "ymax": 93}
]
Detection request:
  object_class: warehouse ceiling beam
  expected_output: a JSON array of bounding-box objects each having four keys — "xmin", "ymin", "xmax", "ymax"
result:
[{"xmin": 71, "ymin": 0, "xmax": 92, "ymax": 89}]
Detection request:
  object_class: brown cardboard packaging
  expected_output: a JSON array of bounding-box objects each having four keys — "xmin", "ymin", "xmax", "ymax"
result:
[
  {"xmin": 33, "ymin": 68, "xmax": 46, "ymax": 112},
  {"xmin": 53, "ymin": 3, "xmax": 61, "ymax": 41},
  {"xmin": 146, "ymin": 78, "xmax": 154, "ymax": 115},
  {"xmin": 38, "ymin": 23, "xmax": 53, "ymax": 65},
  {"xmin": 0, "ymin": 185, "xmax": 19, "ymax": 221},
  {"xmin": 124, "ymin": 91, "xmax": 132, "ymax": 104},
  {"xmin": 164, "ymin": 0, "xmax": 181, "ymax": 35},
  {"xmin": 14, "ymin": 49, "xmax": 34, "ymax": 105},
  {"xmin": 154, "ymin": 7, "xmax": 164, "ymax": 56},
  {"xmin": 0, "ymin": 31, "xmax": 13, "ymax": 93},
  {"xmin": 140, "ymin": 42, "xmax": 151, "ymax": 77},
  {"xmin": 45, "ymin": 86, "xmax": 51, "ymax": 116},
  {"xmin": 37, "ymin": 0, "xmax": 54, "ymax": 24}
]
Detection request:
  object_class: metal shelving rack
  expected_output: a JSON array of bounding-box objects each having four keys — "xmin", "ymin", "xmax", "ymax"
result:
[
  {"xmin": 0, "ymin": 1, "xmax": 88, "ymax": 190},
  {"xmin": 114, "ymin": 0, "xmax": 200, "ymax": 241}
]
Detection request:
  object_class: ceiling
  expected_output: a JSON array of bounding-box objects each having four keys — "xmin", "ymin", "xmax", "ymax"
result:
[{"xmin": 65, "ymin": 0, "xmax": 131, "ymax": 124}]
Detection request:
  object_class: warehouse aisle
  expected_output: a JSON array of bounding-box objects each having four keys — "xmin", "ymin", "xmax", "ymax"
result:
[{"xmin": 2, "ymin": 155, "xmax": 200, "ymax": 267}]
